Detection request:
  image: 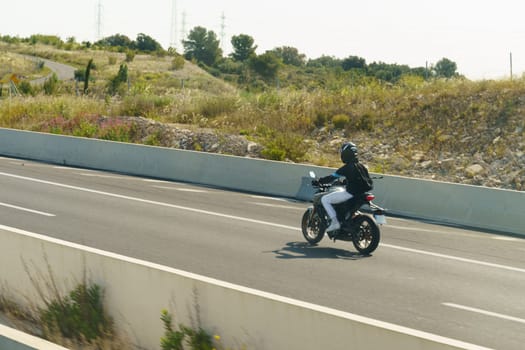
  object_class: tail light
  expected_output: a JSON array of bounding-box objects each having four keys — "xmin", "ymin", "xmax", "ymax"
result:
[{"xmin": 365, "ymin": 194, "xmax": 375, "ymax": 201}]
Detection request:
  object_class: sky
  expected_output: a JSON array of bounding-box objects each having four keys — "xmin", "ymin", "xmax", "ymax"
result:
[{"xmin": 2, "ymin": 0, "xmax": 525, "ymax": 80}]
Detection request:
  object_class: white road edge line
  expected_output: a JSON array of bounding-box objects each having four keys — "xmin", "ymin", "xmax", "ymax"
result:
[
  {"xmin": 382, "ymin": 243, "xmax": 525, "ymax": 274},
  {"xmin": 152, "ymin": 185, "xmax": 208, "ymax": 193},
  {"xmin": 251, "ymin": 202, "xmax": 304, "ymax": 210},
  {"xmin": 443, "ymin": 303, "xmax": 525, "ymax": 324},
  {"xmin": 77, "ymin": 173, "xmax": 129, "ymax": 179},
  {"xmin": 0, "ymin": 202, "xmax": 55, "ymax": 217}
]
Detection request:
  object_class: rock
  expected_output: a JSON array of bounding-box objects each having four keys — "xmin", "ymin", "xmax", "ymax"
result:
[
  {"xmin": 465, "ymin": 164, "xmax": 484, "ymax": 178},
  {"xmin": 420, "ymin": 160, "xmax": 433, "ymax": 169},
  {"xmin": 439, "ymin": 158, "xmax": 456, "ymax": 170},
  {"xmin": 247, "ymin": 142, "xmax": 260, "ymax": 154},
  {"xmin": 411, "ymin": 152, "xmax": 425, "ymax": 162}
]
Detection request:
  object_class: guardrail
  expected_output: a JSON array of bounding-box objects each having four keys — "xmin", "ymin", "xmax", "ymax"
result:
[{"xmin": 0, "ymin": 127, "xmax": 523, "ymax": 236}]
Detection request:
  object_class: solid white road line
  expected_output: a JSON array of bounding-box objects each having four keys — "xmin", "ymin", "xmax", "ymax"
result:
[
  {"xmin": 152, "ymin": 185, "xmax": 208, "ymax": 193},
  {"xmin": 443, "ymin": 303, "xmax": 525, "ymax": 325},
  {"xmin": 77, "ymin": 173, "xmax": 129, "ymax": 179},
  {"xmin": 382, "ymin": 243, "xmax": 525, "ymax": 274},
  {"xmin": 250, "ymin": 195, "xmax": 288, "ymax": 202},
  {"xmin": 143, "ymin": 179, "xmax": 170, "ymax": 183},
  {"xmin": 251, "ymin": 202, "xmax": 305, "ymax": 210},
  {"xmin": 0, "ymin": 201, "xmax": 55, "ymax": 217}
]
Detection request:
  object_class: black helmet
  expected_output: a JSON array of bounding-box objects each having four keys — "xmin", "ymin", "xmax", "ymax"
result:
[{"xmin": 340, "ymin": 142, "xmax": 358, "ymax": 163}]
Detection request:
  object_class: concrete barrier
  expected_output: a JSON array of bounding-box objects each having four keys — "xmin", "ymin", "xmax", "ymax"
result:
[
  {"xmin": 0, "ymin": 225, "xmax": 491, "ymax": 350},
  {"xmin": 0, "ymin": 324, "xmax": 69, "ymax": 350},
  {"xmin": 0, "ymin": 127, "xmax": 523, "ymax": 236}
]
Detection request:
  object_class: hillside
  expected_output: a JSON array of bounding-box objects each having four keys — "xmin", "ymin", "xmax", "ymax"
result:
[{"xmin": 0, "ymin": 42, "xmax": 523, "ymax": 191}]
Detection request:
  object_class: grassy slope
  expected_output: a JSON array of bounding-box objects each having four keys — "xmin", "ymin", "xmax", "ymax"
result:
[{"xmin": 0, "ymin": 43, "xmax": 524, "ymax": 190}]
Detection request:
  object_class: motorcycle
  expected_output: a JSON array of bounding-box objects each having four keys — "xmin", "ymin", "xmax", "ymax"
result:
[{"xmin": 301, "ymin": 171, "xmax": 386, "ymax": 255}]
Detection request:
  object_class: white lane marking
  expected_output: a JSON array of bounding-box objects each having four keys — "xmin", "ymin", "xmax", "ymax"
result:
[
  {"xmin": 143, "ymin": 179, "xmax": 170, "ymax": 183},
  {"xmin": 491, "ymin": 236, "xmax": 521, "ymax": 242},
  {"xmin": 387, "ymin": 224, "xmax": 509, "ymax": 240},
  {"xmin": 250, "ymin": 195, "xmax": 288, "ymax": 202},
  {"xmin": 251, "ymin": 202, "xmax": 304, "ymax": 210},
  {"xmin": 0, "ymin": 171, "xmax": 297, "ymax": 231},
  {"xmin": 443, "ymin": 303, "xmax": 525, "ymax": 325},
  {"xmin": 152, "ymin": 185, "xmax": 208, "ymax": 193},
  {"xmin": 0, "ymin": 201, "xmax": 55, "ymax": 217},
  {"xmin": 53, "ymin": 166, "xmax": 74, "ymax": 169},
  {"xmin": 388, "ymin": 224, "xmax": 465, "ymax": 235},
  {"xmin": 382, "ymin": 243, "xmax": 525, "ymax": 274},
  {"xmin": 77, "ymin": 173, "xmax": 129, "ymax": 179},
  {"xmin": 2, "ymin": 170, "xmax": 524, "ymax": 276}
]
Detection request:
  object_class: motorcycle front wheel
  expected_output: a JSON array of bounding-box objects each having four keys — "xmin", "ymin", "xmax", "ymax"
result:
[
  {"xmin": 301, "ymin": 208, "xmax": 325, "ymax": 245},
  {"xmin": 352, "ymin": 215, "xmax": 380, "ymax": 255}
]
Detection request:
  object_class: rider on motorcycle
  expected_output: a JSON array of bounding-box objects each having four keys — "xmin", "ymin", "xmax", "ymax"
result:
[{"xmin": 314, "ymin": 142, "xmax": 372, "ymax": 233}]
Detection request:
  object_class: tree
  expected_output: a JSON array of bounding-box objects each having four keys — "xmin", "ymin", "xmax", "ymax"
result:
[
  {"xmin": 434, "ymin": 57, "xmax": 458, "ymax": 78},
  {"xmin": 108, "ymin": 64, "xmax": 128, "ymax": 95},
  {"xmin": 230, "ymin": 34, "xmax": 257, "ymax": 62},
  {"xmin": 249, "ymin": 52, "xmax": 281, "ymax": 80},
  {"xmin": 307, "ymin": 55, "xmax": 342, "ymax": 68},
  {"xmin": 342, "ymin": 55, "xmax": 366, "ymax": 71},
  {"xmin": 134, "ymin": 33, "xmax": 163, "ymax": 52},
  {"xmin": 367, "ymin": 62, "xmax": 411, "ymax": 83},
  {"xmin": 182, "ymin": 26, "xmax": 222, "ymax": 66},
  {"xmin": 96, "ymin": 34, "xmax": 133, "ymax": 48},
  {"xmin": 83, "ymin": 59, "xmax": 93, "ymax": 94},
  {"xmin": 270, "ymin": 46, "xmax": 306, "ymax": 66}
]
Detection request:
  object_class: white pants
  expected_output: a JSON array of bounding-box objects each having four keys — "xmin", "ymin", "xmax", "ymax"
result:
[{"xmin": 321, "ymin": 189, "xmax": 353, "ymax": 220}]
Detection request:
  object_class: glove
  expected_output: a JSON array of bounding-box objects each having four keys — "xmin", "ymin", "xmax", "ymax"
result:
[{"xmin": 311, "ymin": 179, "xmax": 320, "ymax": 186}]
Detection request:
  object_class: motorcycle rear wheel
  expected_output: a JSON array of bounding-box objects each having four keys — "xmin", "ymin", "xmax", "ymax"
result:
[
  {"xmin": 301, "ymin": 208, "xmax": 325, "ymax": 245},
  {"xmin": 352, "ymin": 215, "xmax": 380, "ymax": 255}
]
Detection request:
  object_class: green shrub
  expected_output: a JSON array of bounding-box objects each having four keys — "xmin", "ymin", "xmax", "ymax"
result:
[
  {"xmin": 40, "ymin": 283, "xmax": 113, "ymax": 342},
  {"xmin": 171, "ymin": 55, "xmax": 185, "ymax": 70},
  {"xmin": 43, "ymin": 73, "xmax": 59, "ymax": 95},
  {"xmin": 18, "ymin": 81, "xmax": 34, "ymax": 96},
  {"xmin": 332, "ymin": 114, "xmax": 349, "ymax": 129},
  {"xmin": 125, "ymin": 50, "xmax": 135, "ymax": 62},
  {"xmin": 160, "ymin": 310, "xmax": 213, "ymax": 350},
  {"xmin": 261, "ymin": 133, "xmax": 306, "ymax": 162}
]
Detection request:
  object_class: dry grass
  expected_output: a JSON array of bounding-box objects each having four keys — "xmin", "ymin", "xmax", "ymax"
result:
[{"xmin": 1, "ymin": 42, "xmax": 524, "ymax": 187}]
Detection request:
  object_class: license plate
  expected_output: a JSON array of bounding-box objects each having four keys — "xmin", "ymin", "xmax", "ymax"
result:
[{"xmin": 374, "ymin": 214, "xmax": 387, "ymax": 225}]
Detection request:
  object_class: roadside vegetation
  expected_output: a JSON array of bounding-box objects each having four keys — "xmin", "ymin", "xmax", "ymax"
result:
[
  {"xmin": 0, "ymin": 260, "xmax": 232, "ymax": 350},
  {"xmin": 0, "ymin": 33, "xmax": 523, "ymax": 190}
]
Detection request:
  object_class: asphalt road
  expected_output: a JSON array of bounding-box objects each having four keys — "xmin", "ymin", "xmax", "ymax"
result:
[
  {"xmin": 1, "ymin": 156, "xmax": 524, "ymax": 349},
  {"xmin": 24, "ymin": 55, "xmax": 75, "ymax": 85}
]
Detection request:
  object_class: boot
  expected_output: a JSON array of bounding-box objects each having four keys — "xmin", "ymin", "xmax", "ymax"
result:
[{"xmin": 326, "ymin": 217, "xmax": 340, "ymax": 232}]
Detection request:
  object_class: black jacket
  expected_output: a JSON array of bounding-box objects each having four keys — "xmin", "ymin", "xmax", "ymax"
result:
[{"xmin": 319, "ymin": 161, "xmax": 372, "ymax": 195}]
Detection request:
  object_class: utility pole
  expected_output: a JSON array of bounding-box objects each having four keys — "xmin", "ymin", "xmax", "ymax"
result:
[
  {"xmin": 181, "ymin": 11, "xmax": 187, "ymax": 43},
  {"xmin": 220, "ymin": 12, "xmax": 226, "ymax": 52},
  {"xmin": 510, "ymin": 52, "xmax": 513, "ymax": 81},
  {"xmin": 170, "ymin": 0, "xmax": 177, "ymax": 50},
  {"xmin": 96, "ymin": 1, "xmax": 103, "ymax": 41}
]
